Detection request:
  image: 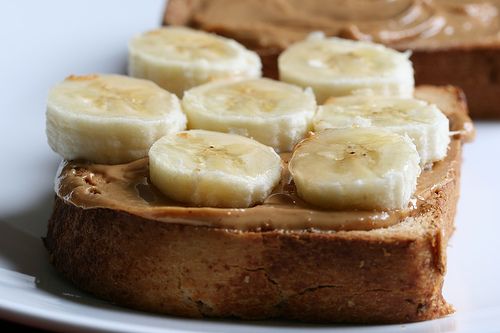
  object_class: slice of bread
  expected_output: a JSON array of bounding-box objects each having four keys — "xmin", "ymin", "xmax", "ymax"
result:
[
  {"xmin": 43, "ymin": 85, "xmax": 474, "ymax": 324},
  {"xmin": 163, "ymin": 0, "xmax": 500, "ymax": 118}
]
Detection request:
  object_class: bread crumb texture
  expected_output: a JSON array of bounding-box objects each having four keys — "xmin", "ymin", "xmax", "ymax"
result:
[{"xmin": 44, "ymin": 196, "xmax": 455, "ymax": 323}]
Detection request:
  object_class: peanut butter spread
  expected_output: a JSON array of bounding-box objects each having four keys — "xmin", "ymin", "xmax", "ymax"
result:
[
  {"xmin": 164, "ymin": 0, "xmax": 500, "ymax": 51},
  {"xmin": 55, "ymin": 137, "xmax": 460, "ymax": 232}
]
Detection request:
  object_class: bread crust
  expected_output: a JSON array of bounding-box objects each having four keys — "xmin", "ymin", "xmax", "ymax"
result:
[
  {"xmin": 45, "ymin": 171, "xmax": 457, "ymax": 324},
  {"xmin": 411, "ymin": 48, "xmax": 500, "ymax": 119}
]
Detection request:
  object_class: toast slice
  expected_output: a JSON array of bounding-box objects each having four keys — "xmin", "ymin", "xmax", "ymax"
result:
[
  {"xmin": 163, "ymin": 0, "xmax": 500, "ymax": 118},
  {"xmin": 44, "ymin": 85, "xmax": 474, "ymax": 323}
]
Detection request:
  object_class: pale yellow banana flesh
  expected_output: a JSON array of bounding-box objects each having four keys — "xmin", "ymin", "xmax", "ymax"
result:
[
  {"xmin": 278, "ymin": 32, "xmax": 414, "ymax": 104},
  {"xmin": 182, "ymin": 78, "xmax": 317, "ymax": 152},
  {"xmin": 128, "ymin": 26, "xmax": 262, "ymax": 98},
  {"xmin": 289, "ymin": 127, "xmax": 421, "ymax": 211},
  {"xmin": 314, "ymin": 94, "xmax": 450, "ymax": 168},
  {"xmin": 46, "ymin": 74, "xmax": 187, "ymax": 164},
  {"xmin": 148, "ymin": 129, "xmax": 282, "ymax": 208}
]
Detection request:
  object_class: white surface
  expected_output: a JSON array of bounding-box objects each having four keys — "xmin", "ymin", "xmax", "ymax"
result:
[{"xmin": 0, "ymin": 1, "xmax": 499, "ymax": 332}]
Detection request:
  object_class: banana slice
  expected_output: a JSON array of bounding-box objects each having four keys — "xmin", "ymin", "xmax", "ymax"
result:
[
  {"xmin": 128, "ymin": 26, "xmax": 262, "ymax": 98},
  {"xmin": 288, "ymin": 128, "xmax": 420, "ymax": 211},
  {"xmin": 182, "ymin": 78, "xmax": 317, "ymax": 152},
  {"xmin": 278, "ymin": 32, "xmax": 414, "ymax": 104},
  {"xmin": 46, "ymin": 74, "xmax": 187, "ymax": 164},
  {"xmin": 148, "ymin": 129, "xmax": 282, "ymax": 208},
  {"xmin": 314, "ymin": 95, "xmax": 450, "ymax": 168}
]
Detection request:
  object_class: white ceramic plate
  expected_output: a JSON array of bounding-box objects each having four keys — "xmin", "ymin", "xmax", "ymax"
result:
[{"xmin": 1, "ymin": 1, "xmax": 500, "ymax": 332}]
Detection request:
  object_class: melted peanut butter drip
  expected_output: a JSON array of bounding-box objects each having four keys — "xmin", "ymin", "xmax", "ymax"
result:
[{"xmin": 165, "ymin": 0, "xmax": 500, "ymax": 50}]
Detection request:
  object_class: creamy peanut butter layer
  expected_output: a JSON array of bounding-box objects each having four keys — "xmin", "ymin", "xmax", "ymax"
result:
[
  {"xmin": 55, "ymin": 138, "xmax": 459, "ymax": 232},
  {"xmin": 164, "ymin": 0, "xmax": 500, "ymax": 51}
]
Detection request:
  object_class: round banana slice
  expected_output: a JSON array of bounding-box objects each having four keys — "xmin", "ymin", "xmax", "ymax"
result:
[
  {"xmin": 289, "ymin": 128, "xmax": 420, "ymax": 211},
  {"xmin": 149, "ymin": 130, "xmax": 282, "ymax": 208},
  {"xmin": 278, "ymin": 32, "xmax": 414, "ymax": 104},
  {"xmin": 182, "ymin": 78, "xmax": 317, "ymax": 152},
  {"xmin": 314, "ymin": 95, "xmax": 450, "ymax": 168},
  {"xmin": 46, "ymin": 74, "xmax": 187, "ymax": 164},
  {"xmin": 128, "ymin": 26, "xmax": 262, "ymax": 98}
]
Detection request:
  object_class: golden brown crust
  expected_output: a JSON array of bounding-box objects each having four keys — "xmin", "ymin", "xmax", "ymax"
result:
[
  {"xmin": 411, "ymin": 49, "xmax": 500, "ymax": 119},
  {"xmin": 45, "ymin": 179, "xmax": 457, "ymax": 324},
  {"xmin": 45, "ymin": 176, "xmax": 458, "ymax": 324}
]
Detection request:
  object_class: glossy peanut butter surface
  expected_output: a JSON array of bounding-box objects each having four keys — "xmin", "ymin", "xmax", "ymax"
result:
[
  {"xmin": 55, "ymin": 138, "xmax": 460, "ymax": 232},
  {"xmin": 166, "ymin": 0, "xmax": 500, "ymax": 50}
]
